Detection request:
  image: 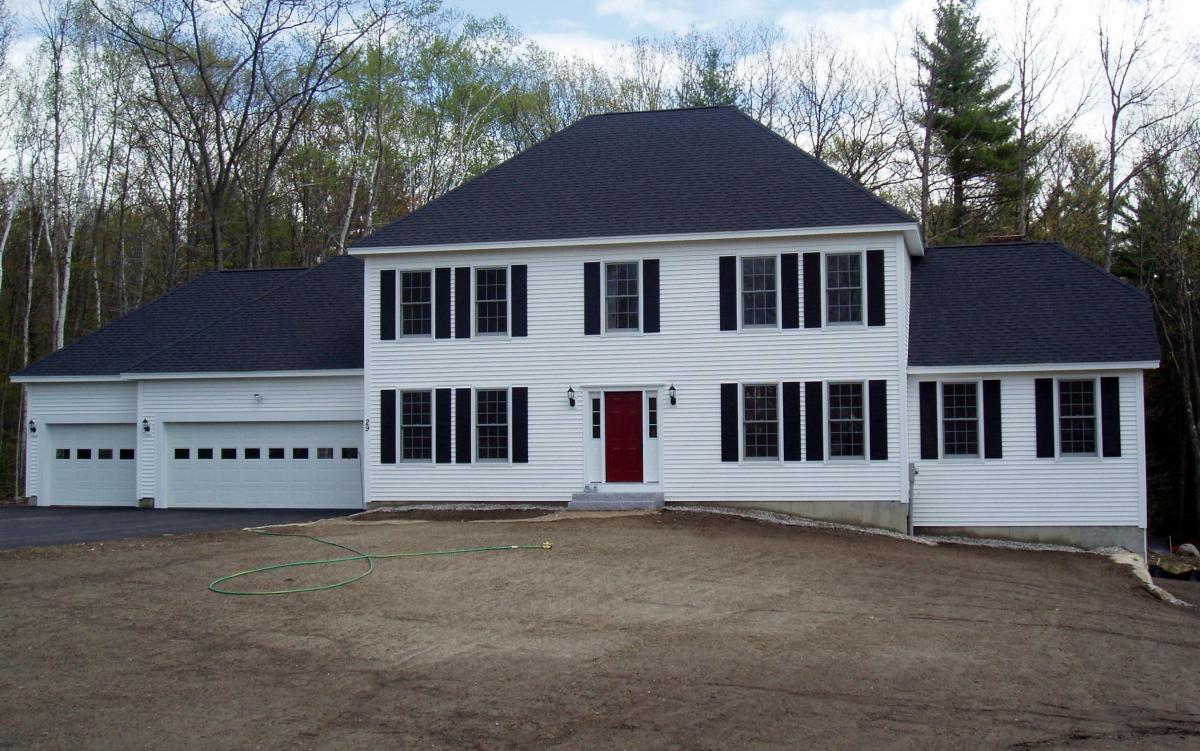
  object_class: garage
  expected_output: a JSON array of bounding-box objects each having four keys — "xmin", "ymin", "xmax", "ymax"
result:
[
  {"xmin": 45, "ymin": 424, "xmax": 138, "ymax": 506},
  {"xmin": 165, "ymin": 421, "xmax": 363, "ymax": 509}
]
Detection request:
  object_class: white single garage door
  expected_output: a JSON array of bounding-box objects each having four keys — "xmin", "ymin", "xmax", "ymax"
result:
[
  {"xmin": 166, "ymin": 421, "xmax": 363, "ymax": 509},
  {"xmin": 46, "ymin": 423, "xmax": 138, "ymax": 506}
]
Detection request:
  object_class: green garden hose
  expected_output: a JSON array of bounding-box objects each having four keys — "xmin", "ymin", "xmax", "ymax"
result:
[{"xmin": 209, "ymin": 528, "xmax": 553, "ymax": 596}]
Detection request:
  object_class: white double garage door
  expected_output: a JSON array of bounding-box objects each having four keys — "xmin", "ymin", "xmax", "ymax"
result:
[{"xmin": 46, "ymin": 421, "xmax": 362, "ymax": 509}]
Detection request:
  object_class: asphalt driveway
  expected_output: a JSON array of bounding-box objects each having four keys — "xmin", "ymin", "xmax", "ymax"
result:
[{"xmin": 0, "ymin": 506, "xmax": 353, "ymax": 550}]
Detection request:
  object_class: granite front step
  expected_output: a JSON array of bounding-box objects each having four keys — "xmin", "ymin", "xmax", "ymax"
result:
[{"xmin": 568, "ymin": 492, "xmax": 664, "ymax": 511}]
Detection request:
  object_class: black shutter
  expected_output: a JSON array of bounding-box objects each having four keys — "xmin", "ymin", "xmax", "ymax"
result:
[
  {"xmin": 720, "ymin": 383, "xmax": 739, "ymax": 461},
  {"xmin": 919, "ymin": 381, "xmax": 938, "ymax": 460},
  {"xmin": 512, "ymin": 387, "xmax": 529, "ymax": 463},
  {"xmin": 1101, "ymin": 376, "xmax": 1122, "ymax": 457},
  {"xmin": 805, "ymin": 382, "xmax": 824, "ymax": 461},
  {"xmin": 781, "ymin": 253, "xmax": 799, "ymax": 329},
  {"xmin": 380, "ymin": 270, "xmax": 396, "ymax": 341},
  {"xmin": 1035, "ymin": 378, "xmax": 1055, "ymax": 458},
  {"xmin": 866, "ymin": 249, "xmax": 885, "ymax": 327},
  {"xmin": 454, "ymin": 267, "xmax": 471, "ymax": 339},
  {"xmin": 511, "ymin": 264, "xmax": 527, "ymax": 337},
  {"xmin": 584, "ymin": 262, "xmax": 601, "ymax": 335},
  {"xmin": 869, "ymin": 379, "xmax": 888, "ymax": 460},
  {"xmin": 456, "ymin": 388, "xmax": 472, "ymax": 463},
  {"xmin": 982, "ymin": 380, "xmax": 1002, "ymax": 459},
  {"xmin": 719, "ymin": 256, "xmax": 737, "ymax": 331},
  {"xmin": 782, "ymin": 381, "xmax": 802, "ymax": 460},
  {"xmin": 435, "ymin": 268, "xmax": 451, "ymax": 339},
  {"xmin": 643, "ymin": 259, "xmax": 660, "ymax": 333},
  {"xmin": 381, "ymin": 389, "xmax": 396, "ymax": 464},
  {"xmin": 803, "ymin": 252, "xmax": 822, "ymax": 328},
  {"xmin": 435, "ymin": 388, "xmax": 451, "ymax": 463}
]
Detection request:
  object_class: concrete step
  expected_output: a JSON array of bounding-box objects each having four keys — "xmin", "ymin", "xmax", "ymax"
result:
[{"xmin": 568, "ymin": 492, "xmax": 664, "ymax": 511}]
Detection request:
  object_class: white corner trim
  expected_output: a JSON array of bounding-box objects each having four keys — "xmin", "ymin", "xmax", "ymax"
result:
[
  {"xmin": 907, "ymin": 361, "xmax": 1159, "ymax": 375},
  {"xmin": 349, "ymin": 223, "xmax": 925, "ymax": 258}
]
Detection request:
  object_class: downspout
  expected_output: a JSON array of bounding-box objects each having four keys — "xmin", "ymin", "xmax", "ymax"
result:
[{"xmin": 907, "ymin": 462, "xmax": 918, "ymax": 537}]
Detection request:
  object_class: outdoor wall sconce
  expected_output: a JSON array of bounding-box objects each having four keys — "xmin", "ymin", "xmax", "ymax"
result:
[
  {"xmin": 27, "ymin": 419, "xmax": 35, "ymax": 434},
  {"xmin": 567, "ymin": 386, "xmax": 576, "ymax": 407},
  {"xmin": 253, "ymin": 393, "xmax": 263, "ymax": 403},
  {"xmin": 668, "ymin": 384, "xmax": 677, "ymax": 405},
  {"xmin": 142, "ymin": 418, "xmax": 150, "ymax": 433}
]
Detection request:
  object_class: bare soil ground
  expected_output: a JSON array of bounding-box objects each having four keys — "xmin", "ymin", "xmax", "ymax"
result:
[{"xmin": 2, "ymin": 510, "xmax": 1199, "ymax": 750}]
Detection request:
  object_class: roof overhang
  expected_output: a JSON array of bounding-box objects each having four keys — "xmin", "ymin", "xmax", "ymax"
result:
[
  {"xmin": 12, "ymin": 369, "xmax": 364, "ymax": 384},
  {"xmin": 907, "ymin": 361, "xmax": 1160, "ymax": 375},
  {"xmin": 350, "ymin": 223, "xmax": 925, "ymax": 257}
]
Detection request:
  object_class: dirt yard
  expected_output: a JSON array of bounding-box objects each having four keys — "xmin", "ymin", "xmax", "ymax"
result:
[{"xmin": 2, "ymin": 510, "xmax": 1199, "ymax": 750}]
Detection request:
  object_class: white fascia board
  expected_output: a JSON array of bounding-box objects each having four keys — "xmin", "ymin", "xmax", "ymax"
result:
[
  {"xmin": 907, "ymin": 361, "xmax": 1160, "ymax": 375},
  {"xmin": 124, "ymin": 369, "xmax": 364, "ymax": 381},
  {"xmin": 10, "ymin": 374, "xmax": 124, "ymax": 384},
  {"xmin": 349, "ymin": 223, "xmax": 926, "ymax": 258}
]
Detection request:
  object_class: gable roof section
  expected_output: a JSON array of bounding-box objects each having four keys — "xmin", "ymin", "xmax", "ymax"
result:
[
  {"xmin": 353, "ymin": 106, "xmax": 914, "ymax": 249},
  {"xmin": 127, "ymin": 255, "xmax": 362, "ymax": 374},
  {"xmin": 909, "ymin": 242, "xmax": 1160, "ymax": 367},
  {"xmin": 14, "ymin": 256, "xmax": 363, "ymax": 378}
]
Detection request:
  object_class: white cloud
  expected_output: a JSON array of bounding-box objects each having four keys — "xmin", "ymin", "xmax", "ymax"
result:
[
  {"xmin": 595, "ymin": 0, "xmax": 697, "ymax": 33},
  {"xmin": 528, "ymin": 31, "xmax": 625, "ymax": 64}
]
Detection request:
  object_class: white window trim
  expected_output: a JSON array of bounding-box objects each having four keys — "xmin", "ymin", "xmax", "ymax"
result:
[
  {"xmin": 1054, "ymin": 376, "xmax": 1102, "ymax": 460},
  {"xmin": 822, "ymin": 250, "xmax": 867, "ymax": 328},
  {"xmin": 472, "ymin": 266, "xmax": 512, "ymax": 338},
  {"xmin": 398, "ymin": 389, "xmax": 435, "ymax": 463},
  {"xmin": 738, "ymin": 381, "xmax": 783, "ymax": 463},
  {"xmin": 936, "ymin": 380, "xmax": 984, "ymax": 462},
  {"xmin": 737, "ymin": 255, "xmax": 781, "ymax": 331},
  {"xmin": 397, "ymin": 269, "xmax": 435, "ymax": 339},
  {"xmin": 601, "ymin": 260, "xmax": 643, "ymax": 335},
  {"xmin": 824, "ymin": 380, "xmax": 869, "ymax": 462},
  {"xmin": 473, "ymin": 386, "xmax": 513, "ymax": 464}
]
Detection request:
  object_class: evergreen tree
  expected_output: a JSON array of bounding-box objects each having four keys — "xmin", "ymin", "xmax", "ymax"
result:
[
  {"xmin": 917, "ymin": 0, "xmax": 1017, "ymax": 238},
  {"xmin": 1032, "ymin": 139, "xmax": 1108, "ymax": 264},
  {"xmin": 676, "ymin": 43, "xmax": 739, "ymax": 108}
]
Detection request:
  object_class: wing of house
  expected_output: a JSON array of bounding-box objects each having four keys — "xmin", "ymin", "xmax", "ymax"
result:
[{"xmin": 13, "ymin": 107, "xmax": 1160, "ymax": 551}]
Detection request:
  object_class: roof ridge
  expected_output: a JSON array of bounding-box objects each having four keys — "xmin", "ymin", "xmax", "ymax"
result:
[
  {"xmin": 124, "ymin": 264, "xmax": 320, "ymax": 372},
  {"xmin": 729, "ymin": 108, "xmax": 916, "ymax": 225},
  {"xmin": 582, "ymin": 105, "xmax": 737, "ymax": 118}
]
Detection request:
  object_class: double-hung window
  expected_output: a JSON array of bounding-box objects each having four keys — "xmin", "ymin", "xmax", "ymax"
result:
[
  {"xmin": 605, "ymin": 262, "xmax": 639, "ymax": 331},
  {"xmin": 1058, "ymin": 379, "xmax": 1097, "ymax": 455},
  {"xmin": 476, "ymin": 389, "xmax": 509, "ymax": 461},
  {"xmin": 828, "ymin": 383, "xmax": 865, "ymax": 458},
  {"xmin": 475, "ymin": 268, "xmax": 508, "ymax": 335},
  {"xmin": 826, "ymin": 253, "xmax": 862, "ymax": 324},
  {"xmin": 399, "ymin": 271, "xmax": 432, "ymax": 337},
  {"xmin": 941, "ymin": 382, "xmax": 979, "ymax": 457},
  {"xmin": 400, "ymin": 390, "xmax": 433, "ymax": 461},
  {"xmin": 743, "ymin": 384, "xmax": 779, "ymax": 459},
  {"xmin": 741, "ymin": 256, "xmax": 777, "ymax": 327}
]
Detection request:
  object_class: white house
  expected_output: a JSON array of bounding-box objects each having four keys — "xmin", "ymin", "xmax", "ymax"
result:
[{"xmin": 12, "ymin": 107, "xmax": 1160, "ymax": 551}]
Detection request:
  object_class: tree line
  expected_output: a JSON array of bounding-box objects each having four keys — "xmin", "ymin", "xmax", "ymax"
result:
[{"xmin": 1, "ymin": 0, "xmax": 1198, "ymax": 535}]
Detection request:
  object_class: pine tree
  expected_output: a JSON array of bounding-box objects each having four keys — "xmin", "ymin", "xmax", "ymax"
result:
[
  {"xmin": 917, "ymin": 0, "xmax": 1017, "ymax": 239},
  {"xmin": 676, "ymin": 44, "xmax": 739, "ymax": 108},
  {"xmin": 1033, "ymin": 139, "xmax": 1107, "ymax": 264}
]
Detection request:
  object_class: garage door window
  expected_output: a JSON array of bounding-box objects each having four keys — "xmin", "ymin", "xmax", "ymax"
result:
[
  {"xmin": 98, "ymin": 449, "xmax": 113, "ymax": 460},
  {"xmin": 269, "ymin": 448, "xmax": 285, "ymax": 459},
  {"xmin": 293, "ymin": 448, "xmax": 309, "ymax": 459},
  {"xmin": 120, "ymin": 449, "xmax": 134, "ymax": 460},
  {"xmin": 56, "ymin": 449, "xmax": 70, "ymax": 459},
  {"xmin": 77, "ymin": 449, "xmax": 92, "ymax": 459},
  {"xmin": 221, "ymin": 448, "xmax": 236, "ymax": 459},
  {"xmin": 245, "ymin": 448, "xmax": 261, "ymax": 459},
  {"xmin": 174, "ymin": 448, "xmax": 189, "ymax": 459},
  {"xmin": 342, "ymin": 447, "xmax": 358, "ymax": 459},
  {"xmin": 317, "ymin": 447, "xmax": 334, "ymax": 459},
  {"xmin": 198, "ymin": 448, "xmax": 214, "ymax": 459},
  {"xmin": 401, "ymin": 391, "xmax": 433, "ymax": 461}
]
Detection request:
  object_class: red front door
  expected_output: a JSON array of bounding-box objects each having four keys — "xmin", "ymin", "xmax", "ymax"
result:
[{"xmin": 604, "ymin": 392, "xmax": 644, "ymax": 483}]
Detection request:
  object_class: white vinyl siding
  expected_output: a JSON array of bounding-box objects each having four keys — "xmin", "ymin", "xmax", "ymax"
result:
[
  {"xmin": 364, "ymin": 232, "xmax": 906, "ymax": 503},
  {"xmin": 908, "ymin": 371, "xmax": 1144, "ymax": 527}
]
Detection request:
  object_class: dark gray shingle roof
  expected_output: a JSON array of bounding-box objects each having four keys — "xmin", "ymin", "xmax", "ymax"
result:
[
  {"xmin": 15, "ymin": 256, "xmax": 362, "ymax": 377},
  {"xmin": 353, "ymin": 106, "xmax": 913, "ymax": 249},
  {"xmin": 909, "ymin": 242, "xmax": 1160, "ymax": 367}
]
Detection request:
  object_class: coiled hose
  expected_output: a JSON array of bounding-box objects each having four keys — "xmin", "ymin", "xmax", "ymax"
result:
[{"xmin": 210, "ymin": 528, "xmax": 553, "ymax": 596}]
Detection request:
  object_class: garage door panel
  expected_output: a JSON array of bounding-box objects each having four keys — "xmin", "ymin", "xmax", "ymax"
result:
[
  {"xmin": 47, "ymin": 424, "xmax": 137, "ymax": 506},
  {"xmin": 166, "ymin": 422, "xmax": 362, "ymax": 509}
]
